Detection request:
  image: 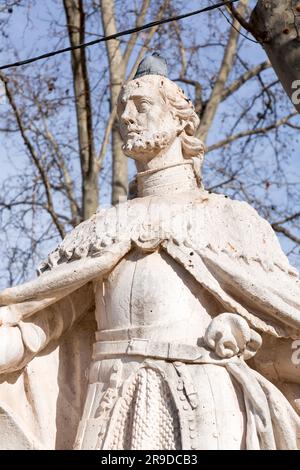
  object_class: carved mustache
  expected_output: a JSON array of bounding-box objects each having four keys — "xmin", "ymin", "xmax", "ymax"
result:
[{"xmin": 125, "ymin": 125, "xmax": 144, "ymax": 134}]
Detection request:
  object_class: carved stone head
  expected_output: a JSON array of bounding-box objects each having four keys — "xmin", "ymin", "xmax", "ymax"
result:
[{"xmin": 117, "ymin": 74, "xmax": 204, "ymax": 166}]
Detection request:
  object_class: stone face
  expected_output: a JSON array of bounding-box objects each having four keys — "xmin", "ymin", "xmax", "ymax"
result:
[{"xmin": 0, "ymin": 73, "xmax": 300, "ymax": 450}]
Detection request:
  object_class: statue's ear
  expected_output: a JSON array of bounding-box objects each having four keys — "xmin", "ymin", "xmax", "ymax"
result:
[
  {"xmin": 176, "ymin": 117, "xmax": 187, "ymax": 136},
  {"xmin": 174, "ymin": 114, "xmax": 195, "ymax": 136},
  {"xmin": 184, "ymin": 122, "xmax": 194, "ymax": 136}
]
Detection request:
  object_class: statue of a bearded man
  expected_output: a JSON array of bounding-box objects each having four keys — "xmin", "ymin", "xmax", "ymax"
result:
[{"xmin": 0, "ymin": 55, "xmax": 300, "ymax": 450}]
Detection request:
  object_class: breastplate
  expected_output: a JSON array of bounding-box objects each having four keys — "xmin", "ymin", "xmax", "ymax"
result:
[{"xmin": 94, "ymin": 248, "xmax": 214, "ymax": 344}]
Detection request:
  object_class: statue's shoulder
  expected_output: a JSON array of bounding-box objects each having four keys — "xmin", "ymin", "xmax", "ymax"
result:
[
  {"xmin": 188, "ymin": 190, "xmax": 296, "ymax": 274},
  {"xmin": 193, "ymin": 190, "xmax": 273, "ymax": 233},
  {"xmin": 38, "ymin": 201, "xmax": 133, "ymax": 273}
]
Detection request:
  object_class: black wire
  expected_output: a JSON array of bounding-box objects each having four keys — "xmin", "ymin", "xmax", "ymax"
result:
[
  {"xmin": 211, "ymin": 1, "xmax": 259, "ymax": 44},
  {"xmin": 0, "ymin": 0, "xmax": 240, "ymax": 71}
]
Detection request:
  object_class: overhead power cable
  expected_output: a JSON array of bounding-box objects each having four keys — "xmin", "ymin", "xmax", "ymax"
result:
[{"xmin": 0, "ymin": 0, "xmax": 240, "ymax": 71}]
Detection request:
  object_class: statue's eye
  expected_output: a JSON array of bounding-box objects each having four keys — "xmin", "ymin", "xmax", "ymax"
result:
[{"xmin": 136, "ymin": 99, "xmax": 151, "ymax": 113}]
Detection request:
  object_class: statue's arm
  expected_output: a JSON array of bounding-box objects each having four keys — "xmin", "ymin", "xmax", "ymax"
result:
[
  {"xmin": 0, "ymin": 241, "xmax": 131, "ymax": 305},
  {"xmin": 0, "ymin": 283, "xmax": 94, "ymax": 374},
  {"xmin": 0, "ymin": 240, "xmax": 132, "ymax": 374}
]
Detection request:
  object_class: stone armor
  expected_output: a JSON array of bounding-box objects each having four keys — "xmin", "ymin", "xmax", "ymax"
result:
[{"xmin": 75, "ymin": 249, "xmax": 246, "ymax": 450}]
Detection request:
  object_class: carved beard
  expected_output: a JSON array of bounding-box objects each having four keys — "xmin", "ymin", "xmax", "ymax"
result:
[{"xmin": 122, "ymin": 130, "xmax": 173, "ymax": 157}]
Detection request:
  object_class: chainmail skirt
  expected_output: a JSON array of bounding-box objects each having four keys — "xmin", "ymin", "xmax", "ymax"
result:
[{"xmin": 75, "ymin": 357, "xmax": 246, "ymax": 450}]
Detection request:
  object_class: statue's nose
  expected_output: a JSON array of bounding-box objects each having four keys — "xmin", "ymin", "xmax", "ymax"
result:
[
  {"xmin": 121, "ymin": 102, "xmax": 136, "ymax": 126},
  {"xmin": 122, "ymin": 115, "xmax": 135, "ymax": 125}
]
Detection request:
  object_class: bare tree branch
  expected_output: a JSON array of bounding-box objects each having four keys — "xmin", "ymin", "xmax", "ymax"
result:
[
  {"xmin": 196, "ymin": 0, "xmax": 249, "ymax": 142},
  {"xmin": 123, "ymin": 0, "xmax": 151, "ymax": 68},
  {"xmin": 272, "ymin": 224, "xmax": 300, "ymax": 245},
  {"xmin": 0, "ymin": 72, "xmax": 66, "ymax": 238},
  {"xmin": 206, "ymin": 112, "xmax": 297, "ymax": 152},
  {"xmin": 64, "ymin": 0, "xmax": 98, "ymax": 219},
  {"xmin": 37, "ymin": 123, "xmax": 80, "ymax": 226},
  {"xmin": 272, "ymin": 212, "xmax": 300, "ymax": 227},
  {"xmin": 226, "ymin": 2, "xmax": 257, "ymax": 38},
  {"xmin": 221, "ymin": 60, "xmax": 271, "ymax": 101},
  {"xmin": 96, "ymin": 107, "xmax": 117, "ymax": 168},
  {"xmin": 101, "ymin": 0, "xmax": 128, "ymax": 204}
]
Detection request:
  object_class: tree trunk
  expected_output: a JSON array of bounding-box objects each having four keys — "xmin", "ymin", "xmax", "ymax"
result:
[
  {"xmin": 64, "ymin": 0, "xmax": 99, "ymax": 220},
  {"xmin": 250, "ymin": 1, "xmax": 300, "ymax": 112},
  {"xmin": 101, "ymin": 0, "xmax": 128, "ymax": 206},
  {"xmin": 197, "ymin": 0, "xmax": 248, "ymax": 142}
]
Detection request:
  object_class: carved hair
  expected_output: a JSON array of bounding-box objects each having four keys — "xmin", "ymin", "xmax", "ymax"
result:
[
  {"xmin": 154, "ymin": 76, "xmax": 205, "ymax": 186},
  {"xmin": 157, "ymin": 77, "xmax": 205, "ymax": 165}
]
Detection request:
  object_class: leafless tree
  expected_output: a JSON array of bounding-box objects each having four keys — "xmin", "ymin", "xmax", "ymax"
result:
[
  {"xmin": 0, "ymin": 0, "xmax": 300, "ymax": 288},
  {"xmin": 229, "ymin": 0, "xmax": 300, "ymax": 112}
]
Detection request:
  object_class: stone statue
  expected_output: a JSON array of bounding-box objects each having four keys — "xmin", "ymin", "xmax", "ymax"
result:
[{"xmin": 0, "ymin": 55, "xmax": 300, "ymax": 450}]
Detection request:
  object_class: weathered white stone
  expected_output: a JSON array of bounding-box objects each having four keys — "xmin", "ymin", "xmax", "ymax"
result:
[{"xmin": 0, "ymin": 72, "xmax": 299, "ymax": 450}]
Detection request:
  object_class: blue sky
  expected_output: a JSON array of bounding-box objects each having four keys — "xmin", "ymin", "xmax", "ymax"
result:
[{"xmin": 0, "ymin": 0, "xmax": 300, "ymax": 287}]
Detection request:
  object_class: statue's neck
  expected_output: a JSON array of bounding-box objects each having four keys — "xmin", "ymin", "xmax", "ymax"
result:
[{"xmin": 137, "ymin": 160, "xmax": 199, "ymax": 197}]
